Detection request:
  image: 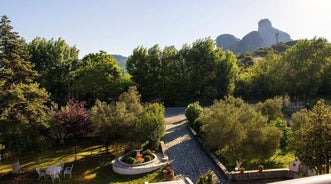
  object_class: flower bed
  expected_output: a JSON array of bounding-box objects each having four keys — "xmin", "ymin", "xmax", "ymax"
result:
[{"xmin": 120, "ymin": 149, "xmax": 156, "ymax": 166}]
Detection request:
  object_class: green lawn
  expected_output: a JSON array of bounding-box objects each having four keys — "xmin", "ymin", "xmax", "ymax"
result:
[{"xmin": 0, "ymin": 141, "xmax": 166, "ymax": 184}]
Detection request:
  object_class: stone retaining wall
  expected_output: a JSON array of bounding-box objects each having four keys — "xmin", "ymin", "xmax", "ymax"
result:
[{"xmin": 228, "ymin": 169, "xmax": 294, "ymax": 183}]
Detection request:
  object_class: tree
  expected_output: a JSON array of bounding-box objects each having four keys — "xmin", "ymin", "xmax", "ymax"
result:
[
  {"xmin": 255, "ymin": 96, "xmax": 289, "ymax": 122},
  {"xmin": 290, "ymin": 99, "xmax": 331, "ymax": 174},
  {"xmin": 127, "ymin": 38, "xmax": 239, "ymax": 105},
  {"xmin": 126, "ymin": 45, "xmax": 162, "ymax": 102},
  {"xmin": 56, "ymin": 100, "xmax": 90, "ymax": 160},
  {"xmin": 283, "ymin": 38, "xmax": 331, "ymax": 100},
  {"xmin": 0, "ymin": 15, "xmax": 49, "ymax": 154},
  {"xmin": 27, "ymin": 37, "xmax": 79, "ymax": 106},
  {"xmin": 201, "ymin": 96, "xmax": 282, "ymax": 167},
  {"xmin": 272, "ymin": 118, "xmax": 292, "ymax": 152},
  {"xmin": 235, "ymin": 52, "xmax": 287, "ymax": 99},
  {"xmin": 72, "ymin": 51, "xmax": 130, "ymax": 105},
  {"xmin": 90, "ymin": 86, "xmax": 143, "ymax": 150},
  {"xmin": 135, "ymin": 103, "xmax": 165, "ymax": 149},
  {"xmin": 184, "ymin": 38, "xmax": 239, "ymax": 103}
]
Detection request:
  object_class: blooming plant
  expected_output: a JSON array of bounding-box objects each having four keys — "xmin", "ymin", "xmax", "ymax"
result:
[{"xmin": 163, "ymin": 166, "xmax": 174, "ymax": 174}]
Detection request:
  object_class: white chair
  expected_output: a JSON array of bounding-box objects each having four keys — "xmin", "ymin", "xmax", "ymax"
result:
[
  {"xmin": 58, "ymin": 162, "xmax": 65, "ymax": 177},
  {"xmin": 64, "ymin": 164, "xmax": 73, "ymax": 178},
  {"xmin": 50, "ymin": 173, "xmax": 61, "ymax": 183},
  {"xmin": 36, "ymin": 167, "xmax": 46, "ymax": 181}
]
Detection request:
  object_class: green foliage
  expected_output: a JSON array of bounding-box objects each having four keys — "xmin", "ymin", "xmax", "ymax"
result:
[
  {"xmin": 290, "ymin": 99, "xmax": 331, "ymax": 174},
  {"xmin": 91, "ymin": 87, "xmax": 164, "ymax": 150},
  {"xmin": 27, "ymin": 37, "xmax": 79, "ymax": 106},
  {"xmin": 127, "ymin": 38, "xmax": 239, "ymax": 105},
  {"xmin": 142, "ymin": 149, "xmax": 153, "ymax": 156},
  {"xmin": 193, "ymin": 117, "xmax": 203, "ymax": 134},
  {"xmin": 144, "ymin": 155, "xmax": 152, "ymax": 162},
  {"xmin": 201, "ymin": 96, "xmax": 282, "ymax": 165},
  {"xmin": 124, "ymin": 156, "xmax": 136, "ymax": 164},
  {"xmin": 185, "ymin": 102, "xmax": 203, "ymax": 126},
  {"xmin": 71, "ymin": 51, "xmax": 130, "ymax": 106},
  {"xmin": 197, "ymin": 170, "xmax": 214, "ymax": 184},
  {"xmin": 0, "ymin": 16, "xmax": 50, "ymax": 154},
  {"xmin": 235, "ymin": 52, "xmax": 286, "ymax": 99},
  {"xmin": 255, "ymin": 96, "xmax": 289, "ymax": 122},
  {"xmin": 136, "ymin": 103, "xmax": 165, "ymax": 149},
  {"xmin": 283, "ymin": 38, "xmax": 331, "ymax": 99},
  {"xmin": 90, "ymin": 86, "xmax": 144, "ymax": 150},
  {"xmin": 272, "ymin": 118, "xmax": 292, "ymax": 152}
]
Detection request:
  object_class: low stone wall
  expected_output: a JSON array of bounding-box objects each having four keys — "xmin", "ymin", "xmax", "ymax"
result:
[{"xmin": 228, "ymin": 169, "xmax": 294, "ymax": 183}]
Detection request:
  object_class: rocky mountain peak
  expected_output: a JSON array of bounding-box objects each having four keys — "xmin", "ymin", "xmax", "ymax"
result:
[
  {"xmin": 216, "ymin": 19, "xmax": 291, "ymax": 54},
  {"xmin": 258, "ymin": 19, "xmax": 272, "ymax": 32}
]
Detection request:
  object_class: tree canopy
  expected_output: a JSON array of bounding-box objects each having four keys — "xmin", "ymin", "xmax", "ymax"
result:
[
  {"xmin": 201, "ymin": 96, "xmax": 282, "ymax": 166},
  {"xmin": 27, "ymin": 37, "xmax": 79, "ymax": 106},
  {"xmin": 290, "ymin": 99, "xmax": 331, "ymax": 174},
  {"xmin": 0, "ymin": 15, "xmax": 49, "ymax": 153}
]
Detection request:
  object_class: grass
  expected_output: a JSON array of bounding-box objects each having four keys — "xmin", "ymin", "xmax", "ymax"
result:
[
  {"xmin": 0, "ymin": 141, "xmax": 166, "ymax": 184},
  {"xmin": 218, "ymin": 149, "xmax": 296, "ymax": 171}
]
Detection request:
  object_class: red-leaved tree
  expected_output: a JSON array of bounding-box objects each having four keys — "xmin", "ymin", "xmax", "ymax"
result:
[{"xmin": 56, "ymin": 100, "xmax": 90, "ymax": 160}]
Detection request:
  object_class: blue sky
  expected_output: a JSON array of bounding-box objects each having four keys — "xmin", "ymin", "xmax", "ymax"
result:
[{"xmin": 1, "ymin": 0, "xmax": 331, "ymax": 58}]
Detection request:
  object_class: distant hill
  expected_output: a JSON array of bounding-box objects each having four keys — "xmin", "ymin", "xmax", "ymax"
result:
[
  {"xmin": 216, "ymin": 19, "xmax": 291, "ymax": 54},
  {"xmin": 112, "ymin": 54, "xmax": 127, "ymax": 70}
]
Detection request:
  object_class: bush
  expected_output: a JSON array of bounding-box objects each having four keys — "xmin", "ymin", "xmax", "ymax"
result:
[
  {"xmin": 142, "ymin": 149, "xmax": 153, "ymax": 156},
  {"xmin": 125, "ymin": 157, "xmax": 136, "ymax": 164},
  {"xmin": 193, "ymin": 117, "xmax": 203, "ymax": 134},
  {"xmin": 185, "ymin": 102, "xmax": 203, "ymax": 126},
  {"xmin": 197, "ymin": 170, "xmax": 214, "ymax": 184},
  {"xmin": 144, "ymin": 155, "xmax": 152, "ymax": 162}
]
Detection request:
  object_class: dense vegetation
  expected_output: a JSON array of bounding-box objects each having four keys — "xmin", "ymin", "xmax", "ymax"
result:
[
  {"xmin": 186, "ymin": 96, "xmax": 287, "ymax": 169},
  {"xmin": 2, "ymin": 14, "xmax": 331, "ymax": 181}
]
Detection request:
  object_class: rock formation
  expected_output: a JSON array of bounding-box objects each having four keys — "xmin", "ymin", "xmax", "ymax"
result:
[{"xmin": 216, "ymin": 19, "xmax": 291, "ymax": 54}]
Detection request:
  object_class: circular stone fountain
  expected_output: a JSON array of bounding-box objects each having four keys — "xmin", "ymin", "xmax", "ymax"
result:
[{"xmin": 112, "ymin": 148, "xmax": 168, "ymax": 175}]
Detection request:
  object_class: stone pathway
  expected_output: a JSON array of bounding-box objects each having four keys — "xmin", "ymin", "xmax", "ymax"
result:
[{"xmin": 163, "ymin": 121, "xmax": 229, "ymax": 184}]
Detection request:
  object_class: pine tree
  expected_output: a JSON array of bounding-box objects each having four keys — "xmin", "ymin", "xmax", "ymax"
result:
[
  {"xmin": 0, "ymin": 16, "xmax": 38, "ymax": 86},
  {"xmin": 0, "ymin": 15, "xmax": 49, "ymax": 153}
]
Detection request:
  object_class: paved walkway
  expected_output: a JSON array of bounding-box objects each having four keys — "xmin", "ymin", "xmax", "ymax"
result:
[{"xmin": 163, "ymin": 109, "xmax": 229, "ymax": 183}]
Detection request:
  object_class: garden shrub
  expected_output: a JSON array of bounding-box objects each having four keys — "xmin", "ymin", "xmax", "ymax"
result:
[
  {"xmin": 193, "ymin": 117, "xmax": 203, "ymax": 134},
  {"xmin": 125, "ymin": 157, "xmax": 137, "ymax": 164},
  {"xmin": 144, "ymin": 155, "xmax": 152, "ymax": 162},
  {"xmin": 142, "ymin": 149, "xmax": 153, "ymax": 156},
  {"xmin": 185, "ymin": 102, "xmax": 203, "ymax": 126}
]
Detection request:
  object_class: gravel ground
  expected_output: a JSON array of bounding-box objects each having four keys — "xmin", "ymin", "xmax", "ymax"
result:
[{"xmin": 163, "ymin": 120, "xmax": 229, "ymax": 184}]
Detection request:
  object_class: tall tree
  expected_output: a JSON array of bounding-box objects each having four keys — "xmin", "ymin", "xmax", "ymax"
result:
[
  {"xmin": 27, "ymin": 37, "xmax": 79, "ymax": 106},
  {"xmin": 0, "ymin": 15, "xmax": 49, "ymax": 154},
  {"xmin": 127, "ymin": 45, "xmax": 161, "ymax": 102},
  {"xmin": 186, "ymin": 38, "xmax": 240, "ymax": 102},
  {"xmin": 291, "ymin": 99, "xmax": 331, "ymax": 174},
  {"xmin": 127, "ymin": 39, "xmax": 239, "ymax": 105},
  {"xmin": 283, "ymin": 38, "xmax": 331, "ymax": 100},
  {"xmin": 72, "ymin": 51, "xmax": 130, "ymax": 105}
]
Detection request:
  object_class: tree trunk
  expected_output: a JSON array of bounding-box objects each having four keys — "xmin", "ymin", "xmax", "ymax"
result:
[
  {"xmin": 327, "ymin": 157, "xmax": 330, "ymax": 174},
  {"xmin": 11, "ymin": 157, "xmax": 21, "ymax": 174},
  {"xmin": 74, "ymin": 139, "xmax": 77, "ymax": 161}
]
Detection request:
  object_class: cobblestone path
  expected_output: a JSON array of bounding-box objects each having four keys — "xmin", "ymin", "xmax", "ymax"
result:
[{"xmin": 163, "ymin": 121, "xmax": 229, "ymax": 183}]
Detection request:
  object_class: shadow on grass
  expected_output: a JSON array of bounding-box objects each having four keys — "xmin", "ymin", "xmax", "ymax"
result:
[{"xmin": 0, "ymin": 142, "xmax": 165, "ymax": 184}]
